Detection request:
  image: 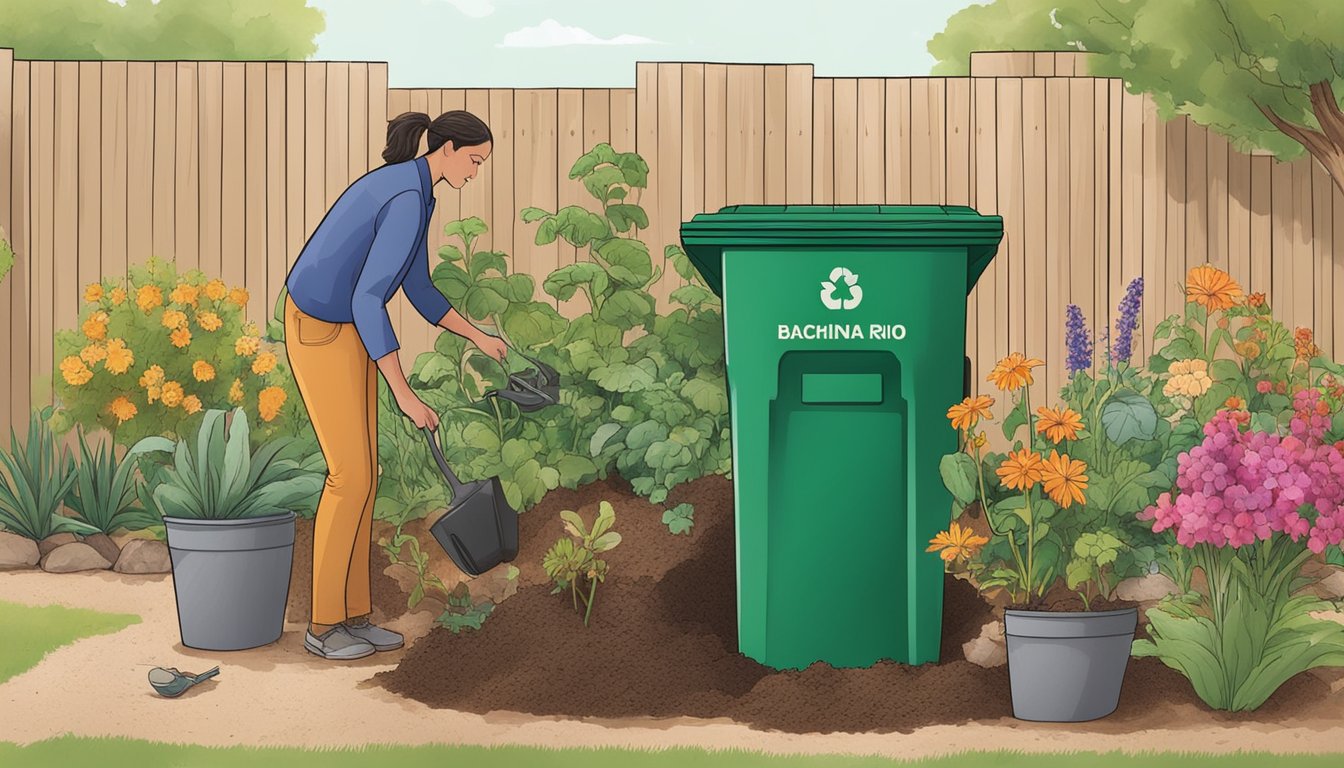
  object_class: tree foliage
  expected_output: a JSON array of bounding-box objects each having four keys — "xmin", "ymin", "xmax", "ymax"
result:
[
  {"xmin": 929, "ymin": 1, "xmax": 1344, "ymax": 192},
  {"xmin": 0, "ymin": 0, "xmax": 325, "ymax": 60}
]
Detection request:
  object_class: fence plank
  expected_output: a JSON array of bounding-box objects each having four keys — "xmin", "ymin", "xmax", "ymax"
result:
[
  {"xmin": 812, "ymin": 78, "xmax": 834, "ymax": 204},
  {"xmin": 284, "ymin": 63, "xmax": 305, "ymax": 267},
  {"xmin": 515, "ymin": 89, "xmax": 559, "ymax": 309},
  {"xmin": 1022, "ymin": 78, "xmax": 1047, "ymax": 401},
  {"xmin": 654, "ymin": 64, "xmax": 683, "ymax": 312},
  {"xmin": 199, "ymin": 61, "xmax": 223, "ymax": 279},
  {"xmin": 945, "ymin": 78, "xmax": 971, "ymax": 207},
  {"xmin": 220, "ymin": 62, "xmax": 245, "ymax": 289},
  {"xmin": 1270, "ymin": 159, "xmax": 1293, "ymax": 320},
  {"xmin": 175, "ymin": 62, "xmax": 198, "ymax": 271},
  {"xmin": 1045, "ymin": 78, "xmax": 1069, "ymax": 389},
  {"xmin": 556, "ymin": 88, "xmax": 584, "ymax": 316},
  {"xmin": 680, "ymin": 65, "xmax": 706, "ymax": 223},
  {"xmin": 127, "ymin": 62, "xmax": 153, "ymax": 269},
  {"xmin": 884, "ymin": 79, "xmax": 910, "ymax": 205},
  {"xmin": 1120, "ymin": 86, "xmax": 1143, "ymax": 320},
  {"xmin": 0, "ymin": 50, "xmax": 12, "ymax": 434},
  {"xmin": 1068, "ymin": 77, "xmax": 1097, "ymax": 376},
  {"xmin": 8, "ymin": 59, "xmax": 30, "ymax": 426},
  {"xmin": 463, "ymin": 89, "xmax": 493, "ymax": 249},
  {"xmin": 347, "ymin": 63, "xmax": 368, "ymax": 181},
  {"xmin": 996, "ymin": 79, "xmax": 1025, "ymax": 375},
  {"xmin": 265, "ymin": 62, "xmax": 286, "ymax": 323},
  {"xmin": 857, "ymin": 78, "xmax": 884, "ymax": 203},
  {"xmin": 1291, "ymin": 159, "xmax": 1314, "ymax": 334},
  {"xmin": 1164, "ymin": 118, "xmax": 1186, "ymax": 338},
  {"xmin": 1141, "ymin": 91, "xmax": 1166, "ymax": 365},
  {"xmin": 1249, "ymin": 155, "xmax": 1272, "ymax": 297},
  {"xmin": 1228, "ymin": 148, "xmax": 1252, "ymax": 296},
  {"xmin": 1094, "ymin": 79, "xmax": 1112, "ymax": 362},
  {"xmin": 152, "ymin": 62, "xmax": 175, "ymax": 262},
  {"xmin": 488, "ymin": 89, "xmax": 515, "ymax": 263},
  {"xmin": 973, "ymin": 77, "xmax": 1002, "ymax": 419},
  {"xmin": 1336, "ymin": 184, "xmax": 1344, "ymax": 351},
  {"xmin": 912, "ymin": 78, "xmax": 947, "ymax": 204},
  {"xmin": 1207, "ymin": 129, "xmax": 1229, "ymax": 275},
  {"xmin": 726, "ymin": 65, "xmax": 765, "ymax": 206},
  {"xmin": 831, "ymin": 77, "xmax": 857, "ymax": 204},
  {"xmin": 1185, "ymin": 122, "xmax": 1208, "ymax": 272},
  {"xmin": 703, "ymin": 67, "xmax": 728, "ymax": 212},
  {"xmin": 79, "ymin": 62, "xmax": 102, "ymax": 294},
  {"xmin": 609, "ymin": 88, "xmax": 635, "ymax": 154},
  {"xmin": 1314, "ymin": 161, "xmax": 1334, "ymax": 352},
  {"xmin": 244, "ymin": 62, "xmax": 267, "ymax": 323},
  {"xmin": 764, "ymin": 65, "xmax": 787, "ymax": 204},
  {"xmin": 303, "ymin": 63, "xmax": 326, "ymax": 246},
  {"xmin": 635, "ymin": 62, "xmax": 658, "ymax": 267},
  {"xmin": 785, "ymin": 64, "xmax": 813, "ymax": 204},
  {"xmin": 49, "ymin": 62, "xmax": 76, "ymax": 406}
]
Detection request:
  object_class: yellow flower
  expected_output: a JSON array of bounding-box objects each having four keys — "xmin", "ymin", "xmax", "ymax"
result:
[
  {"xmin": 160, "ymin": 381, "xmax": 185, "ymax": 408},
  {"xmin": 84, "ymin": 283, "xmax": 104, "ymax": 303},
  {"xmin": 161, "ymin": 309, "xmax": 188, "ymax": 330},
  {"xmin": 60, "ymin": 356, "xmax": 93, "ymax": 386},
  {"xmin": 146, "ymin": 385, "xmax": 161, "ymax": 404},
  {"xmin": 1224, "ymin": 396, "xmax": 1246, "ymax": 410},
  {"xmin": 136, "ymin": 285, "xmax": 164, "ymax": 313},
  {"xmin": 235, "ymin": 335, "xmax": 261, "ymax": 357},
  {"xmin": 107, "ymin": 396, "xmax": 137, "ymax": 424},
  {"xmin": 229, "ymin": 287, "xmax": 250, "ymax": 308},
  {"xmin": 193, "ymin": 360, "xmax": 216, "ymax": 382},
  {"xmin": 996, "ymin": 448, "xmax": 1044, "ymax": 492},
  {"xmin": 79, "ymin": 343, "xmax": 107, "ymax": 366},
  {"xmin": 196, "ymin": 312, "xmax": 223, "ymax": 332},
  {"xmin": 1163, "ymin": 359, "xmax": 1213, "ymax": 399},
  {"xmin": 242, "ymin": 321, "xmax": 260, "ymax": 337},
  {"xmin": 987, "ymin": 352, "xmax": 1045, "ymax": 392},
  {"xmin": 1041, "ymin": 450, "xmax": 1089, "ymax": 509},
  {"xmin": 1036, "ymin": 406, "xmax": 1084, "ymax": 444},
  {"xmin": 104, "ymin": 339, "xmax": 134, "ymax": 375},
  {"xmin": 972, "ymin": 432, "xmax": 988, "ymax": 449},
  {"xmin": 258, "ymin": 386, "xmax": 286, "ymax": 422},
  {"xmin": 947, "ymin": 395, "xmax": 995, "ymax": 432},
  {"xmin": 1186, "ymin": 264, "xmax": 1243, "ymax": 313},
  {"xmin": 182, "ymin": 395, "xmax": 203, "ymax": 415},
  {"xmin": 205, "ymin": 279, "xmax": 227, "ymax": 301},
  {"xmin": 228, "ymin": 378, "xmax": 245, "ymax": 404},
  {"xmin": 926, "ymin": 521, "xmax": 989, "ymax": 564},
  {"xmin": 171, "ymin": 327, "xmax": 193, "ymax": 348},
  {"xmin": 109, "ymin": 287, "xmax": 127, "ymax": 306},
  {"xmin": 170, "ymin": 283, "xmax": 200, "ymax": 306},
  {"xmin": 139, "ymin": 364, "xmax": 165, "ymax": 389},
  {"xmin": 1234, "ymin": 340, "xmax": 1261, "ymax": 360},
  {"xmin": 251, "ymin": 351, "xmax": 277, "ymax": 376},
  {"xmin": 82, "ymin": 311, "xmax": 109, "ymax": 341}
]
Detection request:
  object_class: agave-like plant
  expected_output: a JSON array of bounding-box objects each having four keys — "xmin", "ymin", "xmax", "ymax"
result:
[
  {"xmin": 65, "ymin": 428, "xmax": 162, "ymax": 534},
  {"xmin": 0, "ymin": 409, "xmax": 94, "ymax": 540},
  {"xmin": 132, "ymin": 408, "xmax": 324, "ymax": 520}
]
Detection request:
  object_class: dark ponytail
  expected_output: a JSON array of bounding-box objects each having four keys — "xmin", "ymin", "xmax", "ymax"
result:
[{"xmin": 382, "ymin": 110, "xmax": 493, "ymax": 165}]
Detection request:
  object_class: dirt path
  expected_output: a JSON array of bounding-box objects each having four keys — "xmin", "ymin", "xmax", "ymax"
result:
[{"xmin": 2, "ymin": 569, "xmax": 1344, "ymax": 759}]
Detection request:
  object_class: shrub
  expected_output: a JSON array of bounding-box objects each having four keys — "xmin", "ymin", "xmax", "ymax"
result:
[
  {"xmin": 0, "ymin": 409, "xmax": 91, "ymax": 540},
  {"xmin": 542, "ymin": 501, "xmax": 621, "ymax": 626},
  {"xmin": 64, "ymin": 428, "xmax": 161, "ymax": 534}
]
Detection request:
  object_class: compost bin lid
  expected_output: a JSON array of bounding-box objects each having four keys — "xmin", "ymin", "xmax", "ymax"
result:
[{"xmin": 678, "ymin": 204, "xmax": 1004, "ymax": 298}]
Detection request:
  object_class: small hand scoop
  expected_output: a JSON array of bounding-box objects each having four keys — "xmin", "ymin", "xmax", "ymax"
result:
[{"xmin": 148, "ymin": 666, "xmax": 219, "ymax": 698}]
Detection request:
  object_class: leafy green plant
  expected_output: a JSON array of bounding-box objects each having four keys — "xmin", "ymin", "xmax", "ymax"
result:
[
  {"xmin": 376, "ymin": 524, "xmax": 501, "ymax": 633},
  {"xmin": 0, "ymin": 409, "xmax": 92, "ymax": 540},
  {"xmin": 64, "ymin": 428, "xmax": 162, "ymax": 534},
  {"xmin": 542, "ymin": 501, "xmax": 621, "ymax": 626},
  {"xmin": 1065, "ymin": 530, "xmax": 1125, "ymax": 610},
  {"xmin": 436, "ymin": 581, "xmax": 497, "ymax": 634},
  {"xmin": 662, "ymin": 502, "xmax": 694, "ymax": 535},
  {"xmin": 131, "ymin": 408, "xmax": 323, "ymax": 520}
]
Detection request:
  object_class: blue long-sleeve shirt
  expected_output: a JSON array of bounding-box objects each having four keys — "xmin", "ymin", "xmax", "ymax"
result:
[{"xmin": 285, "ymin": 157, "xmax": 451, "ymax": 361}]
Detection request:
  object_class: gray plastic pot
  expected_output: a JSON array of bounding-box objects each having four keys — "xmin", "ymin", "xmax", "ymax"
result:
[
  {"xmin": 1003, "ymin": 607, "xmax": 1138, "ymax": 722},
  {"xmin": 163, "ymin": 512, "xmax": 296, "ymax": 651}
]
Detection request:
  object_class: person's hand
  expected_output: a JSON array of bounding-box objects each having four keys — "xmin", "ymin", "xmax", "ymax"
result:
[
  {"xmin": 396, "ymin": 390, "xmax": 440, "ymax": 430},
  {"xmin": 474, "ymin": 333, "xmax": 508, "ymax": 364}
]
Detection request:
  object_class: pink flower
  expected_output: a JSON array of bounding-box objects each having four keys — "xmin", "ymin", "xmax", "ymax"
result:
[{"xmin": 1257, "ymin": 380, "xmax": 1273, "ymax": 394}]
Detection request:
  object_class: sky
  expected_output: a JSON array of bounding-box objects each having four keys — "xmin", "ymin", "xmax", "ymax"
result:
[{"xmin": 311, "ymin": 0, "xmax": 986, "ymax": 88}]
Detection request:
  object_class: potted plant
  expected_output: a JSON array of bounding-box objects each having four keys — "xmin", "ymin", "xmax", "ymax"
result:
[{"xmin": 132, "ymin": 407, "xmax": 323, "ymax": 651}]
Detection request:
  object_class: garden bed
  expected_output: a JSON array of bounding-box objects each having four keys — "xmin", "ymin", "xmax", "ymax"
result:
[{"xmin": 371, "ymin": 474, "xmax": 1330, "ymax": 734}]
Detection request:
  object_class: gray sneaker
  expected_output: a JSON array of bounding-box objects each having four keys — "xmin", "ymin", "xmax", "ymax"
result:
[
  {"xmin": 304, "ymin": 625, "xmax": 376, "ymax": 660},
  {"xmin": 342, "ymin": 616, "xmax": 404, "ymax": 651}
]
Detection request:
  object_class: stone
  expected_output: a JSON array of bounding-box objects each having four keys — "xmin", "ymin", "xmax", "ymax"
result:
[
  {"xmin": 113, "ymin": 539, "xmax": 172, "ymax": 574},
  {"xmin": 0, "ymin": 531, "xmax": 40, "ymax": 569},
  {"xmin": 962, "ymin": 619, "xmax": 1007, "ymax": 668},
  {"xmin": 81, "ymin": 533, "xmax": 122, "ymax": 566},
  {"xmin": 1115, "ymin": 573, "xmax": 1181, "ymax": 603},
  {"xmin": 1317, "ymin": 569, "xmax": 1344, "ymax": 600},
  {"xmin": 41, "ymin": 542, "xmax": 113, "ymax": 573},
  {"xmin": 37, "ymin": 532, "xmax": 78, "ymax": 556}
]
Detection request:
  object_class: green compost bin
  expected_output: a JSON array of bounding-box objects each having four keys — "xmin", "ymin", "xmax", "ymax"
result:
[{"xmin": 679, "ymin": 204, "xmax": 1003, "ymax": 670}]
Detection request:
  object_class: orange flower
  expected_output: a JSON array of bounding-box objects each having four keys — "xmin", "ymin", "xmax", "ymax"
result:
[
  {"xmin": 996, "ymin": 449, "xmax": 1044, "ymax": 492},
  {"xmin": 228, "ymin": 378, "xmax": 245, "ymax": 404},
  {"xmin": 196, "ymin": 311, "xmax": 223, "ymax": 332},
  {"xmin": 1185, "ymin": 264, "xmax": 1243, "ymax": 312},
  {"xmin": 79, "ymin": 343, "xmax": 107, "ymax": 366},
  {"xmin": 161, "ymin": 309, "xmax": 188, "ymax": 330},
  {"xmin": 258, "ymin": 386, "xmax": 286, "ymax": 422},
  {"xmin": 60, "ymin": 356, "xmax": 93, "ymax": 386},
  {"xmin": 182, "ymin": 395, "xmax": 203, "ymax": 415},
  {"xmin": 146, "ymin": 384, "xmax": 161, "ymax": 404},
  {"xmin": 84, "ymin": 283, "xmax": 104, "ymax": 303},
  {"xmin": 987, "ymin": 353, "xmax": 1044, "ymax": 392},
  {"xmin": 1035, "ymin": 406, "xmax": 1084, "ymax": 444},
  {"xmin": 109, "ymin": 287, "xmax": 127, "ymax": 306},
  {"xmin": 193, "ymin": 360, "xmax": 216, "ymax": 382},
  {"xmin": 107, "ymin": 396, "xmax": 137, "ymax": 424},
  {"xmin": 251, "ymin": 351, "xmax": 278, "ymax": 376},
  {"xmin": 229, "ymin": 287, "xmax": 250, "ymax": 308},
  {"xmin": 1247, "ymin": 292, "xmax": 1266, "ymax": 309},
  {"xmin": 947, "ymin": 395, "xmax": 995, "ymax": 431},
  {"xmin": 159, "ymin": 381, "xmax": 185, "ymax": 408},
  {"xmin": 136, "ymin": 284, "xmax": 164, "ymax": 313},
  {"xmin": 234, "ymin": 335, "xmax": 261, "ymax": 357},
  {"xmin": 204, "ymin": 279, "xmax": 228, "ymax": 301},
  {"xmin": 104, "ymin": 338, "xmax": 134, "ymax": 375},
  {"xmin": 170, "ymin": 283, "xmax": 200, "ymax": 306},
  {"xmin": 926, "ymin": 522, "xmax": 989, "ymax": 564},
  {"xmin": 139, "ymin": 364, "xmax": 165, "ymax": 389},
  {"xmin": 1041, "ymin": 450, "xmax": 1089, "ymax": 509},
  {"xmin": 1224, "ymin": 396, "xmax": 1246, "ymax": 410},
  {"xmin": 82, "ymin": 311, "xmax": 109, "ymax": 341},
  {"xmin": 1294, "ymin": 327, "xmax": 1321, "ymax": 361},
  {"xmin": 171, "ymin": 327, "xmax": 193, "ymax": 348}
]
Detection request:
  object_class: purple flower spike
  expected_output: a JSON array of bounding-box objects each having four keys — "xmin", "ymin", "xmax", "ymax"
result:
[
  {"xmin": 1065, "ymin": 304, "xmax": 1093, "ymax": 376},
  {"xmin": 1113, "ymin": 277, "xmax": 1144, "ymax": 364}
]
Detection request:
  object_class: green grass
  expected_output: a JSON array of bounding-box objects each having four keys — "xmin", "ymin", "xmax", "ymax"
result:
[
  {"xmin": 0, "ymin": 740, "xmax": 1342, "ymax": 768},
  {"xmin": 0, "ymin": 599, "xmax": 140, "ymax": 683}
]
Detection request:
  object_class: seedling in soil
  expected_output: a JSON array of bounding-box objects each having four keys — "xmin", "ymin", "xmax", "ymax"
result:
[{"xmin": 542, "ymin": 500, "xmax": 621, "ymax": 626}]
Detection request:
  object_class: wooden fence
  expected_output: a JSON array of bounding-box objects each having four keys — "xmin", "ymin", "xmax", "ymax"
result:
[{"xmin": 2, "ymin": 48, "xmax": 1342, "ymax": 438}]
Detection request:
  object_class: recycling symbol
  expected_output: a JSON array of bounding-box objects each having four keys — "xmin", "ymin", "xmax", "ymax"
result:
[{"xmin": 820, "ymin": 266, "xmax": 863, "ymax": 310}]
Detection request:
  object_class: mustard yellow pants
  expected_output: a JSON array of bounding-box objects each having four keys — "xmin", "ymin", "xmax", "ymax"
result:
[{"xmin": 283, "ymin": 296, "xmax": 377, "ymax": 626}]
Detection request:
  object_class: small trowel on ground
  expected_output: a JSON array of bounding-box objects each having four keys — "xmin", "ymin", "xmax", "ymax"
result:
[{"xmin": 148, "ymin": 666, "xmax": 219, "ymax": 698}]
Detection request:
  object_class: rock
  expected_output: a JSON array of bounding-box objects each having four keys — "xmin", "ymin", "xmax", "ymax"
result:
[
  {"xmin": 0, "ymin": 531, "xmax": 40, "ymax": 569},
  {"xmin": 113, "ymin": 539, "xmax": 172, "ymax": 574},
  {"xmin": 37, "ymin": 532, "xmax": 78, "ymax": 556},
  {"xmin": 82, "ymin": 533, "xmax": 122, "ymax": 566},
  {"xmin": 1115, "ymin": 573, "xmax": 1181, "ymax": 603},
  {"xmin": 41, "ymin": 542, "xmax": 113, "ymax": 573},
  {"xmin": 962, "ymin": 619, "xmax": 1007, "ymax": 668},
  {"xmin": 1318, "ymin": 569, "xmax": 1344, "ymax": 600}
]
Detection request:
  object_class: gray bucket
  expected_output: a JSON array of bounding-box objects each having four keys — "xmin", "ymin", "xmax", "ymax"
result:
[
  {"xmin": 163, "ymin": 512, "xmax": 296, "ymax": 651},
  {"xmin": 1003, "ymin": 607, "xmax": 1138, "ymax": 722}
]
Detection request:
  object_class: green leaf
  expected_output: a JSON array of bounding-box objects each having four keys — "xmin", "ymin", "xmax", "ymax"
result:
[
  {"xmin": 469, "ymin": 251, "xmax": 508, "ymax": 280},
  {"xmin": 411, "ymin": 354, "xmax": 458, "ymax": 389},
  {"xmin": 670, "ymin": 285, "xmax": 718, "ymax": 312},
  {"xmin": 625, "ymin": 420, "xmax": 669, "ymax": 453},
  {"xmin": 939, "ymin": 452, "xmax": 980, "ymax": 508},
  {"xmin": 560, "ymin": 509, "xmax": 586, "ymax": 538},
  {"xmin": 681, "ymin": 376, "xmax": 728, "ymax": 416},
  {"xmin": 589, "ymin": 423, "xmax": 622, "ymax": 456},
  {"xmin": 583, "ymin": 166, "xmax": 627, "ymax": 203},
  {"xmin": 0, "ymin": 236, "xmax": 13, "ymax": 285},
  {"xmin": 568, "ymin": 143, "xmax": 619, "ymax": 178},
  {"xmin": 616, "ymin": 152, "xmax": 649, "ymax": 188},
  {"xmin": 591, "ymin": 362, "xmax": 656, "ymax": 393},
  {"xmin": 461, "ymin": 283, "xmax": 511, "ymax": 320},
  {"xmin": 542, "ymin": 262, "xmax": 608, "ymax": 302},
  {"xmin": 501, "ymin": 302, "xmax": 567, "ymax": 349},
  {"xmin": 519, "ymin": 207, "xmax": 552, "ymax": 224},
  {"xmin": 591, "ymin": 531, "xmax": 622, "ymax": 552},
  {"xmin": 437, "ymin": 244, "xmax": 465, "ymax": 262},
  {"xmin": 662, "ymin": 502, "xmax": 694, "ymax": 535},
  {"xmin": 595, "ymin": 238, "xmax": 653, "ymax": 286},
  {"xmin": 598, "ymin": 289, "xmax": 655, "ymax": 330},
  {"xmin": 1002, "ymin": 395, "xmax": 1029, "ymax": 441},
  {"xmin": 606, "ymin": 204, "xmax": 649, "ymax": 234},
  {"xmin": 553, "ymin": 206, "xmax": 611, "ymax": 248},
  {"xmin": 1102, "ymin": 388, "xmax": 1159, "ymax": 445}
]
